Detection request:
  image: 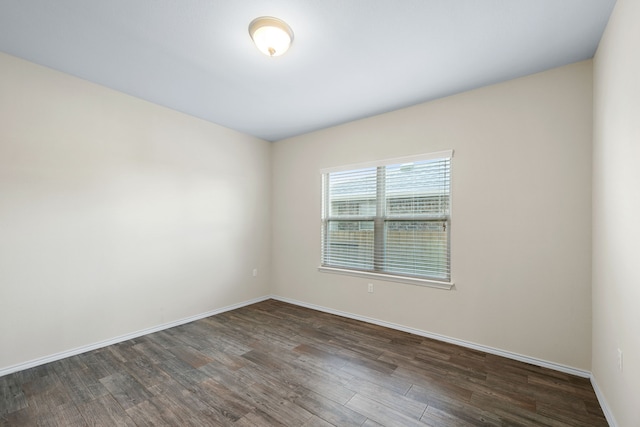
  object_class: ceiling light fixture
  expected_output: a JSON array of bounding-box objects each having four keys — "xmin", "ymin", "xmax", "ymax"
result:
[{"xmin": 249, "ymin": 16, "xmax": 294, "ymax": 57}]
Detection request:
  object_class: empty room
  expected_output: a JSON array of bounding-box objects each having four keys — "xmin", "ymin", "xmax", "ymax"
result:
[{"xmin": 0, "ymin": 0, "xmax": 638, "ymax": 426}]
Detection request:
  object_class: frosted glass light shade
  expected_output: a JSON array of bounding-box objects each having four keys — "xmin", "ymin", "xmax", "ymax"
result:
[{"xmin": 249, "ymin": 17, "xmax": 293, "ymax": 57}]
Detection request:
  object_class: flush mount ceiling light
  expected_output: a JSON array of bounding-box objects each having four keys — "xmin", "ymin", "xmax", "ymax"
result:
[{"xmin": 249, "ymin": 16, "xmax": 294, "ymax": 57}]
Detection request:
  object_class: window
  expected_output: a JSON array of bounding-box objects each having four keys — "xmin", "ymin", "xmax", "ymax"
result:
[{"xmin": 320, "ymin": 150, "xmax": 452, "ymax": 287}]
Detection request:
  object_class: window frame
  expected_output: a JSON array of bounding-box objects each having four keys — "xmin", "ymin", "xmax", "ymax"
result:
[{"xmin": 319, "ymin": 150, "xmax": 454, "ymax": 290}]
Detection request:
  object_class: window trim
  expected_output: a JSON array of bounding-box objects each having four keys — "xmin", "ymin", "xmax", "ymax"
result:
[
  {"xmin": 317, "ymin": 266, "xmax": 454, "ymax": 289},
  {"xmin": 319, "ymin": 150, "xmax": 454, "ymax": 290},
  {"xmin": 320, "ymin": 150, "xmax": 453, "ymax": 175}
]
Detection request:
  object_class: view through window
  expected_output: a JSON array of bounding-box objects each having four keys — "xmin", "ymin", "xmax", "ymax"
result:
[{"xmin": 321, "ymin": 151, "xmax": 452, "ymax": 283}]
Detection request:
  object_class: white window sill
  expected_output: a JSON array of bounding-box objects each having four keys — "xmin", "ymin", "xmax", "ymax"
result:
[{"xmin": 317, "ymin": 266, "xmax": 454, "ymax": 290}]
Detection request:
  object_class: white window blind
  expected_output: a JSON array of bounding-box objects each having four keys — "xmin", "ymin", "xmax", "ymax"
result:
[{"xmin": 321, "ymin": 151, "xmax": 451, "ymax": 283}]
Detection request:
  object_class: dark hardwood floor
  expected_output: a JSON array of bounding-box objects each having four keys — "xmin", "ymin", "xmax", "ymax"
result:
[{"xmin": 1, "ymin": 299, "xmax": 607, "ymax": 426}]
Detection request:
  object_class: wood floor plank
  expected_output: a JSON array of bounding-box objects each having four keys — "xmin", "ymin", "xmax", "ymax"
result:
[
  {"xmin": 125, "ymin": 397, "xmax": 185, "ymax": 426},
  {"xmin": 132, "ymin": 339, "xmax": 175, "ymax": 364},
  {"xmin": 0, "ymin": 375, "xmax": 27, "ymax": 415},
  {"xmin": 286, "ymin": 366, "xmax": 356, "ymax": 405},
  {"xmin": 198, "ymin": 346, "xmax": 248, "ymax": 371},
  {"xmin": 192, "ymin": 378, "xmax": 254, "ymax": 419},
  {"xmin": 345, "ymin": 393, "xmax": 429, "ymax": 427},
  {"xmin": 470, "ymin": 392, "xmax": 571, "ymax": 427},
  {"xmin": 159, "ymin": 388, "xmax": 237, "ymax": 427},
  {"xmin": 99, "ymin": 372, "xmax": 153, "ymax": 410},
  {"xmin": 77, "ymin": 394, "xmax": 137, "ymax": 426},
  {"xmin": 536, "ymin": 401, "xmax": 608, "ymax": 427},
  {"xmin": 1, "ymin": 407, "xmax": 37, "ymax": 426},
  {"xmin": 21, "ymin": 372, "xmax": 74, "ymax": 410},
  {"xmin": 0, "ymin": 299, "xmax": 608, "ymax": 426},
  {"xmin": 293, "ymin": 389, "xmax": 367, "ymax": 427},
  {"xmin": 340, "ymin": 360, "xmax": 412, "ymax": 396},
  {"xmin": 406, "ymin": 379, "xmax": 474, "ymax": 406},
  {"xmin": 122, "ymin": 357, "xmax": 173, "ymax": 391},
  {"xmin": 422, "ymin": 397, "xmax": 503, "ymax": 426},
  {"xmin": 344, "ymin": 376, "xmax": 427, "ymax": 420},
  {"xmin": 362, "ymin": 419, "xmax": 386, "ymax": 427},
  {"xmin": 50, "ymin": 402, "xmax": 87, "ymax": 427},
  {"xmin": 301, "ymin": 413, "xmax": 338, "ymax": 427},
  {"xmin": 225, "ymin": 380, "xmax": 314, "ymax": 426},
  {"xmin": 2, "ymin": 401, "xmax": 87, "ymax": 427},
  {"xmin": 52, "ymin": 363, "xmax": 109, "ymax": 405},
  {"xmin": 167, "ymin": 345, "xmax": 214, "ymax": 369},
  {"xmin": 232, "ymin": 409, "xmax": 287, "ymax": 427},
  {"xmin": 157, "ymin": 355, "xmax": 210, "ymax": 387}
]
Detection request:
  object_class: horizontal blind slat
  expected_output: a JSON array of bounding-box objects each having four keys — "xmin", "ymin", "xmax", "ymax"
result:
[{"xmin": 322, "ymin": 153, "xmax": 451, "ymax": 281}]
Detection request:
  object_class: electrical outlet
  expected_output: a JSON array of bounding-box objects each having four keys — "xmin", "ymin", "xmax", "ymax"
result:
[
  {"xmin": 617, "ymin": 348, "xmax": 623, "ymax": 371},
  {"xmin": 367, "ymin": 283, "xmax": 374, "ymax": 293},
  {"xmin": 252, "ymin": 268, "xmax": 258, "ymax": 277}
]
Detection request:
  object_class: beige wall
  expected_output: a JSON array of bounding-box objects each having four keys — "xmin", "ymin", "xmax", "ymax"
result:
[
  {"xmin": 272, "ymin": 61, "xmax": 593, "ymax": 370},
  {"xmin": 0, "ymin": 48, "xmax": 599, "ymax": 381},
  {"xmin": 593, "ymin": 0, "xmax": 640, "ymax": 424},
  {"xmin": 0, "ymin": 53, "xmax": 271, "ymax": 371}
]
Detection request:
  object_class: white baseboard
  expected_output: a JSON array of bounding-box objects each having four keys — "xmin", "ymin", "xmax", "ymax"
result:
[
  {"xmin": 270, "ymin": 295, "xmax": 591, "ymax": 379},
  {"xmin": 1, "ymin": 293, "xmax": 593, "ymax": 381},
  {"xmin": 0, "ymin": 295, "xmax": 271, "ymax": 378},
  {"xmin": 590, "ymin": 375, "xmax": 618, "ymax": 427},
  {"xmin": 3, "ymin": 294, "xmax": 615, "ymax": 424}
]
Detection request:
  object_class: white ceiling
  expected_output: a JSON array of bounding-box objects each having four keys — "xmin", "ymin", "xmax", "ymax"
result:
[{"xmin": 0, "ymin": 0, "xmax": 615, "ymax": 141}]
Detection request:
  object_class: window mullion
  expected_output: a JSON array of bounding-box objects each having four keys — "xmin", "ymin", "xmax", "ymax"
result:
[
  {"xmin": 373, "ymin": 166, "xmax": 385, "ymax": 272},
  {"xmin": 321, "ymin": 173, "xmax": 333, "ymax": 265}
]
